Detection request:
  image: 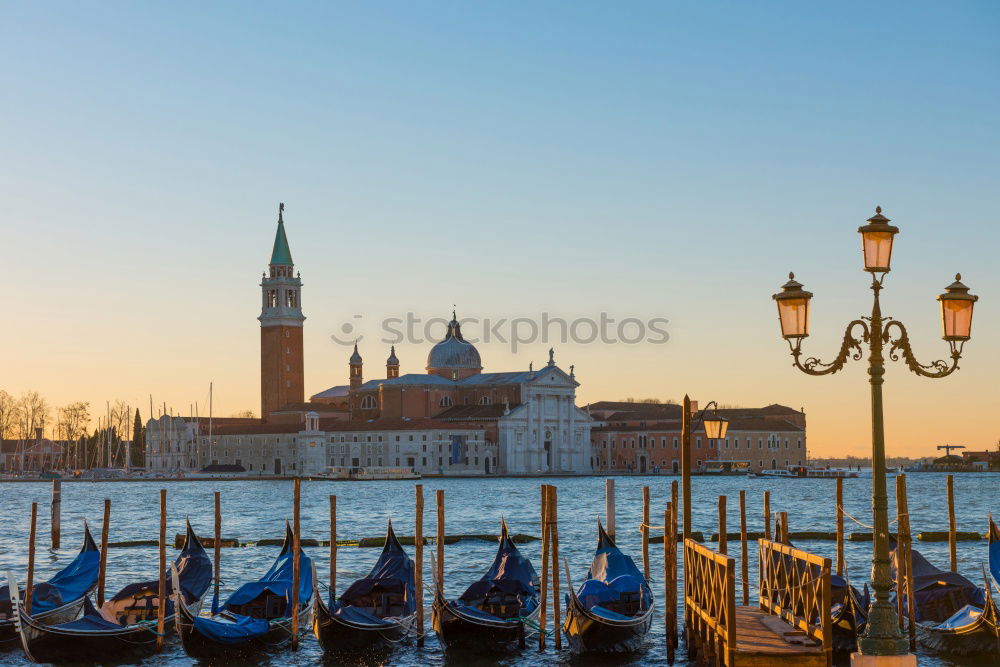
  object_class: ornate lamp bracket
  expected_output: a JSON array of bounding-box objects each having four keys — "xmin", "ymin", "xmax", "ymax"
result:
[
  {"xmin": 789, "ymin": 320, "xmax": 869, "ymax": 376},
  {"xmin": 883, "ymin": 320, "xmax": 961, "ymax": 378}
]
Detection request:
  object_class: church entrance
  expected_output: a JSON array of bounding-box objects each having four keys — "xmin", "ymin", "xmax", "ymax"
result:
[
  {"xmin": 672, "ymin": 460, "xmax": 679, "ymax": 474},
  {"xmin": 544, "ymin": 441, "xmax": 552, "ymax": 470},
  {"xmin": 638, "ymin": 456, "xmax": 647, "ymax": 474},
  {"xmin": 484, "ymin": 457, "xmax": 491, "ymax": 474}
]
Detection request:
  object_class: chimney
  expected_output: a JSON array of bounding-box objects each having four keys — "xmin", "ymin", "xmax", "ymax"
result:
[
  {"xmin": 689, "ymin": 400, "xmax": 699, "ymax": 415},
  {"xmin": 35, "ymin": 427, "xmax": 43, "ymax": 442}
]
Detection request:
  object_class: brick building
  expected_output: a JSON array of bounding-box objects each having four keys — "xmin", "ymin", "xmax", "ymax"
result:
[{"xmin": 588, "ymin": 401, "xmax": 806, "ymax": 473}]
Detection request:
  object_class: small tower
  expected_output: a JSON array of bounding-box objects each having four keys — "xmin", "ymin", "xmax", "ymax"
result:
[
  {"xmin": 386, "ymin": 345, "xmax": 400, "ymax": 379},
  {"xmin": 349, "ymin": 343, "xmax": 363, "ymax": 389},
  {"xmin": 259, "ymin": 203, "xmax": 305, "ymax": 422}
]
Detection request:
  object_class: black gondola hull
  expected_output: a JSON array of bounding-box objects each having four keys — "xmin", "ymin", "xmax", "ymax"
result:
[
  {"xmin": 432, "ymin": 598, "xmax": 530, "ymax": 649},
  {"xmin": 176, "ymin": 598, "xmax": 311, "ymax": 659},
  {"xmin": 313, "ymin": 595, "xmax": 413, "ymax": 653},
  {"xmin": 562, "ymin": 593, "xmax": 653, "ymax": 653},
  {"xmin": 917, "ymin": 595, "xmax": 1000, "ymax": 657},
  {"xmin": 0, "ymin": 597, "xmax": 86, "ymax": 646},
  {"xmin": 15, "ymin": 609, "xmax": 177, "ymax": 663}
]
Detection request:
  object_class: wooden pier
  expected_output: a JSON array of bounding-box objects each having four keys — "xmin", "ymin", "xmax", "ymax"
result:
[{"xmin": 684, "ymin": 537, "xmax": 831, "ymax": 666}]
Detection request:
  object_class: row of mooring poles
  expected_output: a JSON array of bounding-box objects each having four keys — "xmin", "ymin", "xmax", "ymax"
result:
[{"xmin": 21, "ymin": 471, "xmax": 965, "ymax": 657}]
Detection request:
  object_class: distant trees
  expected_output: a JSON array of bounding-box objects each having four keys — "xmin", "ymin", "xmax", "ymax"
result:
[
  {"xmin": 0, "ymin": 390, "xmax": 16, "ymax": 439},
  {"xmin": 14, "ymin": 391, "xmax": 49, "ymax": 440},
  {"xmin": 57, "ymin": 401, "xmax": 90, "ymax": 468},
  {"xmin": 230, "ymin": 410, "xmax": 256, "ymax": 418},
  {"xmin": 131, "ymin": 408, "xmax": 145, "ymax": 468}
]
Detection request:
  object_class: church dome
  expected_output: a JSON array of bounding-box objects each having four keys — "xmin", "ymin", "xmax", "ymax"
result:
[{"xmin": 426, "ymin": 313, "xmax": 481, "ymax": 375}]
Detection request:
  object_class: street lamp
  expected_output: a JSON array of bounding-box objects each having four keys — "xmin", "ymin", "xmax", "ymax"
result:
[
  {"xmin": 772, "ymin": 206, "xmax": 978, "ymax": 660},
  {"xmin": 680, "ymin": 397, "xmax": 729, "ymax": 540}
]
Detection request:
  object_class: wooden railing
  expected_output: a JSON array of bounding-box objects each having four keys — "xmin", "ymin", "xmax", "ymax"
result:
[
  {"xmin": 758, "ymin": 538, "xmax": 832, "ymax": 666},
  {"xmin": 683, "ymin": 538, "xmax": 736, "ymax": 666}
]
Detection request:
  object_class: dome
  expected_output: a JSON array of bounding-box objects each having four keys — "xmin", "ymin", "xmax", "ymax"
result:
[
  {"xmin": 426, "ymin": 315, "xmax": 481, "ymax": 373},
  {"xmin": 386, "ymin": 345, "xmax": 399, "ymax": 365},
  {"xmin": 349, "ymin": 343, "xmax": 362, "ymax": 364}
]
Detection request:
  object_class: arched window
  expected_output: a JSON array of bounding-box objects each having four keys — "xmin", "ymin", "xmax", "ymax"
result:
[
  {"xmin": 479, "ymin": 396, "xmax": 492, "ymax": 405},
  {"xmin": 360, "ymin": 396, "xmax": 376, "ymax": 410},
  {"xmin": 439, "ymin": 396, "xmax": 453, "ymax": 408}
]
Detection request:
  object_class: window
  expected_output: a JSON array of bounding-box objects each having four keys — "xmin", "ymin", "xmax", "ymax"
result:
[
  {"xmin": 696, "ymin": 437, "xmax": 702, "ymax": 449},
  {"xmin": 360, "ymin": 396, "xmax": 376, "ymax": 410},
  {"xmin": 673, "ymin": 437, "xmax": 678, "ymax": 449},
  {"xmin": 439, "ymin": 396, "xmax": 453, "ymax": 408},
  {"xmin": 479, "ymin": 396, "xmax": 491, "ymax": 405}
]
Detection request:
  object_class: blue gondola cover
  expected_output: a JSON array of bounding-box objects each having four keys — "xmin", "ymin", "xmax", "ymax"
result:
[{"xmin": 0, "ymin": 524, "xmax": 99, "ymax": 613}]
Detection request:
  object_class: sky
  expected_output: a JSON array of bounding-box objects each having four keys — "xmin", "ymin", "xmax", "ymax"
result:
[{"xmin": 1, "ymin": 1, "xmax": 998, "ymax": 457}]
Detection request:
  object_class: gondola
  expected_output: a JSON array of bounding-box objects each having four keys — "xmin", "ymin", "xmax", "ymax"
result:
[
  {"xmin": 8, "ymin": 519, "xmax": 211, "ymax": 663},
  {"xmin": 562, "ymin": 520, "xmax": 653, "ymax": 653},
  {"xmin": 433, "ymin": 518, "xmax": 539, "ymax": 650},
  {"xmin": 313, "ymin": 519, "xmax": 417, "ymax": 653},
  {"xmin": 830, "ymin": 574, "xmax": 869, "ymax": 654},
  {"xmin": 1, "ymin": 521, "xmax": 100, "ymax": 646},
  {"xmin": 909, "ymin": 516, "xmax": 1000, "ymax": 657},
  {"xmin": 174, "ymin": 521, "xmax": 313, "ymax": 658}
]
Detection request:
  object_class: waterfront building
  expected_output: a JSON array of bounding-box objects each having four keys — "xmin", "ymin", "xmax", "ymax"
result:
[
  {"xmin": 588, "ymin": 401, "xmax": 806, "ymax": 473},
  {"xmin": 0, "ymin": 429, "xmax": 66, "ymax": 472},
  {"xmin": 146, "ymin": 205, "xmax": 592, "ymax": 476}
]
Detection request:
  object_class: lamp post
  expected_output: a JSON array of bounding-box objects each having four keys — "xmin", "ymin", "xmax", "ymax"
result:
[
  {"xmin": 772, "ymin": 206, "xmax": 978, "ymax": 660},
  {"xmin": 680, "ymin": 396, "xmax": 729, "ymax": 540}
]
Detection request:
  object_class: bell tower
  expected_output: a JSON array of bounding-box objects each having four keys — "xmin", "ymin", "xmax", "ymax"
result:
[{"xmin": 259, "ymin": 203, "xmax": 305, "ymax": 422}]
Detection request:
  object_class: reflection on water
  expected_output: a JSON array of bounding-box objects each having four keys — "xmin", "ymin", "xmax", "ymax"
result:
[{"xmin": 1, "ymin": 473, "xmax": 997, "ymax": 666}]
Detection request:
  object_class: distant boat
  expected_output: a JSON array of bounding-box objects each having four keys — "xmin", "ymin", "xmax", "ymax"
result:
[{"xmin": 754, "ymin": 466, "xmax": 858, "ymax": 479}]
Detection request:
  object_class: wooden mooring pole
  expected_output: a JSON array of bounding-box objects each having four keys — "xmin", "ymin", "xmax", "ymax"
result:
[
  {"xmin": 836, "ymin": 477, "xmax": 845, "ymax": 576},
  {"xmin": 414, "ymin": 486, "xmax": 424, "ymax": 647},
  {"xmin": 642, "ymin": 485, "xmax": 651, "ymax": 581},
  {"xmin": 25, "ymin": 502, "xmax": 37, "ymax": 614},
  {"xmin": 664, "ymin": 502, "xmax": 676, "ymax": 664},
  {"xmin": 739, "ymin": 490, "xmax": 748, "ymax": 606},
  {"xmin": 97, "ymin": 498, "xmax": 110, "ymax": 606},
  {"xmin": 156, "ymin": 489, "xmax": 166, "ymax": 651},
  {"xmin": 539, "ymin": 485, "xmax": 550, "ymax": 650},
  {"xmin": 50, "ymin": 480, "xmax": 61, "ymax": 550},
  {"xmin": 718, "ymin": 495, "xmax": 727, "ymax": 555},
  {"xmin": 329, "ymin": 495, "xmax": 337, "ymax": 598},
  {"xmin": 550, "ymin": 486, "xmax": 561, "ymax": 650},
  {"xmin": 436, "ymin": 489, "xmax": 445, "ymax": 595},
  {"xmin": 681, "ymin": 395, "xmax": 692, "ymax": 539},
  {"xmin": 779, "ymin": 511, "xmax": 789, "ymax": 544},
  {"xmin": 947, "ymin": 474, "xmax": 957, "ymax": 572},
  {"xmin": 764, "ymin": 490, "xmax": 771, "ymax": 540},
  {"xmin": 213, "ymin": 491, "xmax": 221, "ymax": 608},
  {"xmin": 605, "ymin": 478, "xmax": 616, "ymax": 540},
  {"xmin": 897, "ymin": 474, "xmax": 916, "ymax": 650},
  {"xmin": 291, "ymin": 478, "xmax": 301, "ymax": 650}
]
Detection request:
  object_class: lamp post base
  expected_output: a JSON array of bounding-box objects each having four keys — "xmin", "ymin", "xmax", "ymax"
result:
[{"xmin": 850, "ymin": 653, "xmax": 917, "ymax": 667}]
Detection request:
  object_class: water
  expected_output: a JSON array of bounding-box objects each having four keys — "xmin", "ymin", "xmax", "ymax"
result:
[{"xmin": 1, "ymin": 473, "xmax": 997, "ymax": 666}]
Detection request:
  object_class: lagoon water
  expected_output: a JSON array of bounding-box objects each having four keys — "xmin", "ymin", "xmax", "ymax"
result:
[{"xmin": 1, "ymin": 473, "xmax": 997, "ymax": 666}]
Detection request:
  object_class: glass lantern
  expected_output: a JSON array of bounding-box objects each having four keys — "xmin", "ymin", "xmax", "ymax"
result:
[
  {"xmin": 772, "ymin": 273, "xmax": 813, "ymax": 339},
  {"xmin": 938, "ymin": 274, "xmax": 978, "ymax": 341}
]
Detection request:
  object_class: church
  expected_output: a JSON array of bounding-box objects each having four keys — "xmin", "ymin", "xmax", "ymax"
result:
[{"xmin": 146, "ymin": 205, "xmax": 593, "ymax": 476}]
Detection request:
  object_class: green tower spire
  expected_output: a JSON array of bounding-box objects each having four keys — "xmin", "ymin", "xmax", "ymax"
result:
[{"xmin": 270, "ymin": 202, "xmax": 293, "ymax": 266}]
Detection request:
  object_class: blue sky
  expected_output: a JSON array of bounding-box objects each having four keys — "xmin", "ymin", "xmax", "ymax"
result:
[{"xmin": 2, "ymin": 2, "xmax": 998, "ymax": 455}]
